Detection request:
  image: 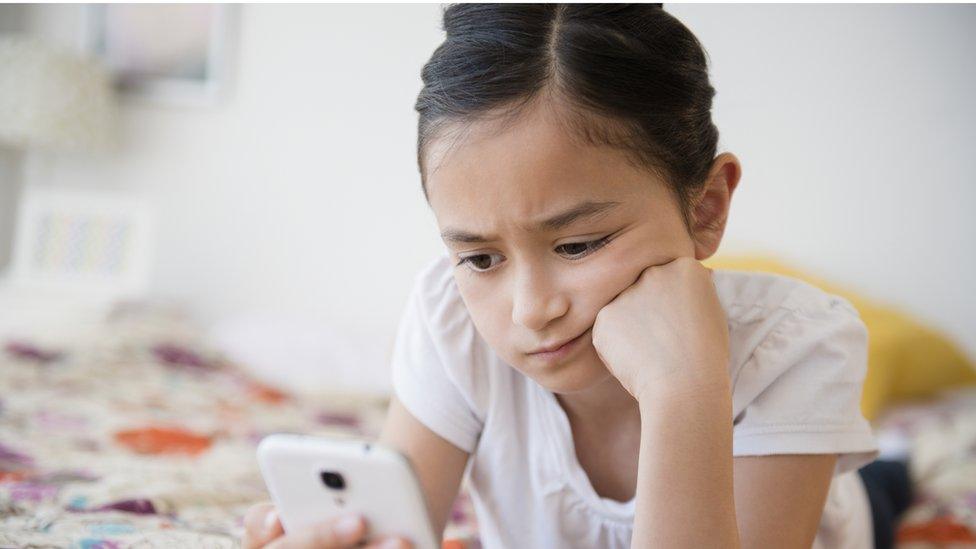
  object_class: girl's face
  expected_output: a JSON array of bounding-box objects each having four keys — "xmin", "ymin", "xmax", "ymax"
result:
[{"xmin": 425, "ymin": 103, "xmax": 699, "ymax": 394}]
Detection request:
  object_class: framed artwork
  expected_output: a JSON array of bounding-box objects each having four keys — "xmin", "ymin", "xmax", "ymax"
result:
[
  {"xmin": 86, "ymin": 4, "xmax": 235, "ymax": 106},
  {"xmin": 8, "ymin": 186, "xmax": 154, "ymax": 298}
]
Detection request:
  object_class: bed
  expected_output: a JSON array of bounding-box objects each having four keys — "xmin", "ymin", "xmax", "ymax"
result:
[
  {"xmin": 1, "ymin": 302, "xmax": 974, "ymax": 548},
  {"xmin": 0, "ymin": 304, "xmax": 479, "ymax": 548}
]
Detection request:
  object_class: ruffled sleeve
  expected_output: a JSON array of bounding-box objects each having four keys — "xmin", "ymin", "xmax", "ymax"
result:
[
  {"xmin": 730, "ymin": 285, "xmax": 879, "ymax": 474},
  {"xmin": 390, "ymin": 255, "xmax": 486, "ymax": 454}
]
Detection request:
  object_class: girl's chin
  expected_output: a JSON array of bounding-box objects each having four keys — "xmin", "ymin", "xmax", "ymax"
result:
[{"xmin": 521, "ymin": 356, "xmax": 611, "ymax": 394}]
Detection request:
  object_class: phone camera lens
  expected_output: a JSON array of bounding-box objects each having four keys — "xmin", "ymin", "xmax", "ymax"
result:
[{"xmin": 320, "ymin": 471, "xmax": 345, "ymax": 490}]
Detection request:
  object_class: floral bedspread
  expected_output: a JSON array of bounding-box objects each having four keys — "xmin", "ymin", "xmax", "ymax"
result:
[
  {"xmin": 2, "ymin": 302, "xmax": 974, "ymax": 548},
  {"xmin": 0, "ymin": 304, "xmax": 479, "ymax": 548},
  {"xmin": 875, "ymin": 386, "xmax": 976, "ymax": 548}
]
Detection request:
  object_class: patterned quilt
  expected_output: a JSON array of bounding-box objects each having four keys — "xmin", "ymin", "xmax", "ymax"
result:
[
  {"xmin": 875, "ymin": 387, "xmax": 976, "ymax": 548},
  {"xmin": 0, "ymin": 304, "xmax": 478, "ymax": 548},
  {"xmin": 1, "ymin": 303, "xmax": 973, "ymax": 548}
]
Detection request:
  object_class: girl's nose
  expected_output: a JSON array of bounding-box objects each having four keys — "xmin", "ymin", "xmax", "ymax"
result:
[{"xmin": 510, "ymin": 268, "xmax": 569, "ymax": 331}]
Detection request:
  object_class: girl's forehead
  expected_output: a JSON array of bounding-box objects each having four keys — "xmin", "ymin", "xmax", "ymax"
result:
[
  {"xmin": 426, "ymin": 146, "xmax": 675, "ymax": 245},
  {"xmin": 425, "ymin": 107, "xmax": 660, "ymax": 213}
]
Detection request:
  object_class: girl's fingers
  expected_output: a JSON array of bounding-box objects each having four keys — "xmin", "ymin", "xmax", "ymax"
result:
[
  {"xmin": 242, "ymin": 507, "xmax": 409, "ymax": 549},
  {"xmin": 264, "ymin": 514, "xmax": 367, "ymax": 549},
  {"xmin": 364, "ymin": 538, "xmax": 413, "ymax": 549},
  {"xmin": 243, "ymin": 502, "xmax": 283, "ymax": 549}
]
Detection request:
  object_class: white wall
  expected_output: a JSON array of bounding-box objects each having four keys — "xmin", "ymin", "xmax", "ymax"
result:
[
  {"xmin": 15, "ymin": 4, "xmax": 447, "ymax": 393},
  {"xmin": 11, "ymin": 4, "xmax": 975, "ymax": 393},
  {"xmin": 668, "ymin": 3, "xmax": 976, "ymax": 355}
]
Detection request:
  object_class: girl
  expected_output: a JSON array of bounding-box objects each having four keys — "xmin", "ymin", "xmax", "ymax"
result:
[{"xmin": 244, "ymin": 4, "xmax": 897, "ymax": 548}]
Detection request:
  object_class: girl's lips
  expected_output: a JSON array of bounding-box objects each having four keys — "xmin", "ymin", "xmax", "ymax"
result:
[{"xmin": 527, "ymin": 328, "xmax": 590, "ymax": 362}]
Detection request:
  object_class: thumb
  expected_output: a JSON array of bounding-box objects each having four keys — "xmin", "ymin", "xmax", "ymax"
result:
[{"xmin": 243, "ymin": 503, "xmax": 283, "ymax": 548}]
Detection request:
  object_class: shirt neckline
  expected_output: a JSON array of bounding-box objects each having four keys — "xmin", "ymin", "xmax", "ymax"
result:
[{"xmin": 532, "ymin": 380, "xmax": 637, "ymax": 524}]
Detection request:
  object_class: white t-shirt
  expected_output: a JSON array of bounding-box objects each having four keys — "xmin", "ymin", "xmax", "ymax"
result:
[{"xmin": 392, "ymin": 254, "xmax": 879, "ymax": 549}]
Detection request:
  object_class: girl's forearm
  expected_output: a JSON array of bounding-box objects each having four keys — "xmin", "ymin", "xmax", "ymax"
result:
[{"xmin": 632, "ymin": 380, "xmax": 740, "ymax": 548}]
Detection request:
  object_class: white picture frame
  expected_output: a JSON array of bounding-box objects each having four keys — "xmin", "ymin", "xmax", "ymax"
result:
[
  {"xmin": 0, "ymin": 185, "xmax": 155, "ymax": 339},
  {"xmin": 85, "ymin": 4, "xmax": 236, "ymax": 107},
  {"xmin": 8, "ymin": 186, "xmax": 155, "ymax": 300}
]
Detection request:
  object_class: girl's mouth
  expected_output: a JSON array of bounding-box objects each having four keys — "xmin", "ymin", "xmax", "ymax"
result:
[{"xmin": 527, "ymin": 328, "xmax": 590, "ymax": 363}]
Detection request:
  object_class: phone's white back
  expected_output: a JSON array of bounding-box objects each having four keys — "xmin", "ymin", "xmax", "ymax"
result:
[{"xmin": 257, "ymin": 434, "xmax": 439, "ymax": 549}]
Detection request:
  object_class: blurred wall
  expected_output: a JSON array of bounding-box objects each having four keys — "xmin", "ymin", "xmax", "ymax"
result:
[
  {"xmin": 8, "ymin": 4, "xmax": 975, "ymax": 393},
  {"xmin": 0, "ymin": 5, "xmax": 28, "ymax": 269}
]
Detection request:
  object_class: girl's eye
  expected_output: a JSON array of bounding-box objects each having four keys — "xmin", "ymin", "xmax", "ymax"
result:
[
  {"xmin": 555, "ymin": 236, "xmax": 611, "ymax": 259},
  {"xmin": 457, "ymin": 253, "xmax": 504, "ymax": 273},
  {"xmin": 456, "ymin": 236, "xmax": 611, "ymax": 274}
]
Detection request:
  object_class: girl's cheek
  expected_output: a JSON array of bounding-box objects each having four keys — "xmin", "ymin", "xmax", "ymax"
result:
[
  {"xmin": 455, "ymin": 282, "xmax": 507, "ymax": 342},
  {"xmin": 581, "ymin": 248, "xmax": 646, "ymax": 300},
  {"xmin": 454, "ymin": 272, "xmax": 490, "ymax": 303}
]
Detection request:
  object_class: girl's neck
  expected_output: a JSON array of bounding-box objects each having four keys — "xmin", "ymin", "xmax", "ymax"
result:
[{"xmin": 555, "ymin": 373, "xmax": 640, "ymax": 425}]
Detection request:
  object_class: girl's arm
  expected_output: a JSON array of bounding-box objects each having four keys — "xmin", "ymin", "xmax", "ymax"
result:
[
  {"xmin": 593, "ymin": 259, "xmax": 843, "ymax": 547},
  {"xmin": 633, "ymin": 381, "xmax": 740, "ymax": 547},
  {"xmin": 378, "ymin": 395, "xmax": 471, "ymax": 540},
  {"xmin": 732, "ymin": 453, "xmax": 836, "ymax": 548},
  {"xmin": 632, "ymin": 381, "xmax": 837, "ymax": 548}
]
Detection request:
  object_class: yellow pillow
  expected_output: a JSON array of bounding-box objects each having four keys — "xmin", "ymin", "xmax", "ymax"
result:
[{"xmin": 703, "ymin": 254, "xmax": 976, "ymax": 420}]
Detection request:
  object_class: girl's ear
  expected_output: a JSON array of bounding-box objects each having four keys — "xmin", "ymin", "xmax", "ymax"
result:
[{"xmin": 690, "ymin": 152, "xmax": 741, "ymax": 261}]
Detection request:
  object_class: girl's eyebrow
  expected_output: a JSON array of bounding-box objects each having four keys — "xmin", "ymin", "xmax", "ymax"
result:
[{"xmin": 440, "ymin": 200, "xmax": 622, "ymax": 244}]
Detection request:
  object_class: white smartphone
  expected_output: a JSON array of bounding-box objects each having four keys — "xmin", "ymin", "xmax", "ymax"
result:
[{"xmin": 256, "ymin": 433, "xmax": 440, "ymax": 549}]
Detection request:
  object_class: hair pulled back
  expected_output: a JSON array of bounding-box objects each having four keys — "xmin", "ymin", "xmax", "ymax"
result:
[{"xmin": 415, "ymin": 3, "xmax": 719, "ymax": 230}]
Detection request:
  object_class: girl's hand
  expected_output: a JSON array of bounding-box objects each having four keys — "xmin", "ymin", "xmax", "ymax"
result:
[
  {"xmin": 242, "ymin": 502, "xmax": 412, "ymax": 549},
  {"xmin": 591, "ymin": 256, "xmax": 730, "ymax": 402}
]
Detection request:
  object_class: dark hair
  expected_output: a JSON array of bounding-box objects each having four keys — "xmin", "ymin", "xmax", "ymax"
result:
[{"xmin": 414, "ymin": 3, "xmax": 719, "ymax": 232}]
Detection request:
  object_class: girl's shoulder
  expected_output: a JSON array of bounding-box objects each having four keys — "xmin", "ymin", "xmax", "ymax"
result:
[
  {"xmin": 402, "ymin": 252, "xmax": 497, "ymax": 404},
  {"xmin": 711, "ymin": 268, "xmax": 862, "ymax": 325},
  {"xmin": 716, "ymin": 268, "xmax": 876, "ymax": 473},
  {"xmin": 409, "ymin": 253, "xmax": 486, "ymax": 351},
  {"xmin": 712, "ymin": 268, "xmax": 869, "ymax": 390},
  {"xmin": 391, "ymin": 253, "xmax": 495, "ymax": 453},
  {"xmin": 412, "ymin": 252, "xmax": 460, "ymax": 315}
]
